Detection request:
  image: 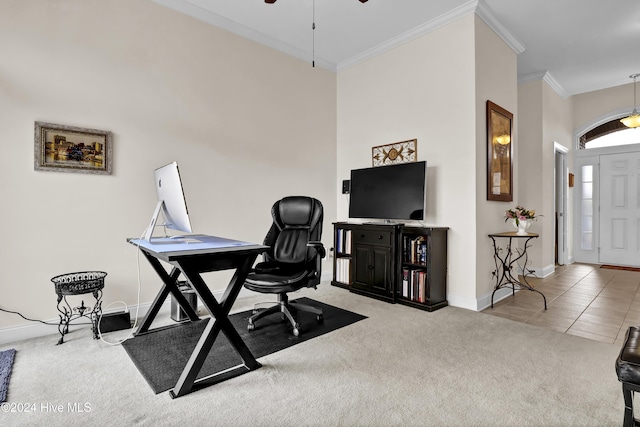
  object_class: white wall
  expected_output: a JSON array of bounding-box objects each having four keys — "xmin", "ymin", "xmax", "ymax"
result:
[
  {"xmin": 0, "ymin": 0, "xmax": 337, "ymax": 331},
  {"xmin": 337, "ymin": 15, "xmax": 479, "ymax": 308}
]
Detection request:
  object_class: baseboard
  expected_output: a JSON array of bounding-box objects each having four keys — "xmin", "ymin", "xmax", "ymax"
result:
[
  {"xmin": 476, "ymin": 287, "xmax": 520, "ymax": 311},
  {"xmin": 474, "ymin": 263, "xmax": 555, "ymax": 311},
  {"xmin": 321, "ymin": 270, "xmax": 333, "ymax": 283},
  {"xmin": 445, "ymin": 294, "xmax": 479, "ymax": 311},
  {"xmin": 0, "ymin": 302, "xmax": 157, "ymax": 346},
  {"xmin": 514, "ymin": 263, "xmax": 555, "ymax": 279},
  {"xmin": 0, "ymin": 286, "xmax": 254, "ymax": 346}
]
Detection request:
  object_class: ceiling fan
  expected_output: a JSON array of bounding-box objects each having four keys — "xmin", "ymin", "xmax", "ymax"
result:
[{"xmin": 265, "ymin": 0, "xmax": 368, "ymax": 3}]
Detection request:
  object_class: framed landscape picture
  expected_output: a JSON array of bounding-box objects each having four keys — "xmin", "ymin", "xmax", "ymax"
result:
[
  {"xmin": 34, "ymin": 121, "xmax": 113, "ymax": 175},
  {"xmin": 486, "ymin": 101, "xmax": 513, "ymax": 201}
]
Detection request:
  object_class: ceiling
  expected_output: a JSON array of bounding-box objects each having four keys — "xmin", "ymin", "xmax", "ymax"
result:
[{"xmin": 152, "ymin": 0, "xmax": 640, "ymax": 97}]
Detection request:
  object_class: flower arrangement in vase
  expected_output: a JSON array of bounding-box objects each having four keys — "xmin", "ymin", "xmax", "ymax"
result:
[{"xmin": 504, "ymin": 206, "xmax": 540, "ymax": 235}]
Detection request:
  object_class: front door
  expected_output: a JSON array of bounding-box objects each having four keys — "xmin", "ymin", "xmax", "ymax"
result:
[{"xmin": 599, "ymin": 152, "xmax": 640, "ymax": 266}]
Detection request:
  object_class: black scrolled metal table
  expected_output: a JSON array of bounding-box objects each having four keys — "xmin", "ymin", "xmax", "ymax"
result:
[
  {"xmin": 488, "ymin": 232, "xmax": 546, "ymax": 310},
  {"xmin": 51, "ymin": 271, "xmax": 106, "ymax": 345}
]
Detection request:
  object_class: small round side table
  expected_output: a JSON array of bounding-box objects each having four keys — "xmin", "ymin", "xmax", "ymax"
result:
[{"xmin": 51, "ymin": 271, "xmax": 106, "ymax": 345}]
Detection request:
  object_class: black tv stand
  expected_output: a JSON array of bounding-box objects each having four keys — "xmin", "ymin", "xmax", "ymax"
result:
[
  {"xmin": 332, "ymin": 222, "xmax": 448, "ymax": 311},
  {"xmin": 363, "ymin": 221, "xmax": 404, "ymax": 226}
]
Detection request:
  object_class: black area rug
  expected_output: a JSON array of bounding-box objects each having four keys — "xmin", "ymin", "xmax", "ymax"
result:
[
  {"xmin": 0, "ymin": 348, "xmax": 16, "ymax": 403},
  {"xmin": 122, "ymin": 298, "xmax": 366, "ymax": 394}
]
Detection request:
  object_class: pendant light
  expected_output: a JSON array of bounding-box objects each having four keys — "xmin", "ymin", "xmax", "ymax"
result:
[
  {"xmin": 621, "ymin": 73, "xmax": 640, "ymax": 128},
  {"xmin": 265, "ymin": 0, "xmax": 369, "ymax": 66}
]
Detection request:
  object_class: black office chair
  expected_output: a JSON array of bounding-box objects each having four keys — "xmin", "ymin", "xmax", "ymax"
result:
[{"xmin": 244, "ymin": 196, "xmax": 326, "ymax": 337}]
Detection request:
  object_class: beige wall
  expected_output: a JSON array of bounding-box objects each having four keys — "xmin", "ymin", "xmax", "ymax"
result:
[
  {"xmin": 517, "ymin": 81, "xmax": 544, "ymax": 254},
  {"xmin": 0, "ymin": 0, "xmax": 337, "ymax": 331},
  {"xmin": 574, "ymin": 83, "xmax": 634, "ymax": 136},
  {"xmin": 2, "ymin": 0, "xmax": 624, "ymax": 337},
  {"xmin": 541, "ymin": 83, "xmax": 574, "ymax": 268},
  {"xmin": 473, "ymin": 16, "xmax": 519, "ymax": 306},
  {"xmin": 337, "ymin": 14, "xmax": 518, "ymax": 310},
  {"xmin": 517, "ymin": 80, "xmax": 574, "ymax": 274}
]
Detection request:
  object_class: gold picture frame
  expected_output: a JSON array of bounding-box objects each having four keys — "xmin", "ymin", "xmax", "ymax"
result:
[
  {"xmin": 34, "ymin": 121, "xmax": 113, "ymax": 175},
  {"xmin": 372, "ymin": 139, "xmax": 417, "ymax": 166},
  {"xmin": 486, "ymin": 101, "xmax": 513, "ymax": 201}
]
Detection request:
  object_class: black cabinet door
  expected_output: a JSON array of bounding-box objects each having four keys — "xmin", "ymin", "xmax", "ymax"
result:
[
  {"xmin": 352, "ymin": 244, "xmax": 392, "ymax": 297},
  {"xmin": 371, "ymin": 246, "xmax": 392, "ymax": 293},
  {"xmin": 352, "ymin": 245, "xmax": 372, "ymax": 290}
]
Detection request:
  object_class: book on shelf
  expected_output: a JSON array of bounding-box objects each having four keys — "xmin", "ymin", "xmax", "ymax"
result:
[
  {"xmin": 336, "ymin": 228, "xmax": 352, "ymax": 255},
  {"xmin": 403, "ymin": 235, "xmax": 427, "ymax": 265},
  {"xmin": 335, "ymin": 257, "xmax": 351, "ymax": 284},
  {"xmin": 402, "ymin": 268, "xmax": 409, "ymax": 298},
  {"xmin": 401, "ymin": 268, "xmax": 428, "ymax": 303}
]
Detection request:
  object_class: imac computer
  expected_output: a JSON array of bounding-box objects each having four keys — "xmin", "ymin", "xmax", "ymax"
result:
[{"xmin": 144, "ymin": 161, "xmax": 196, "ymax": 243}]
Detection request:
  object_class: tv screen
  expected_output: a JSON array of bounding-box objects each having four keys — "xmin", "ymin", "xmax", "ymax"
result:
[{"xmin": 349, "ymin": 161, "xmax": 426, "ymax": 221}]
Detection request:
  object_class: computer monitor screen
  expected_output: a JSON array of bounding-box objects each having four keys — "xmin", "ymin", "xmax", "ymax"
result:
[{"xmin": 144, "ymin": 161, "xmax": 192, "ymax": 241}]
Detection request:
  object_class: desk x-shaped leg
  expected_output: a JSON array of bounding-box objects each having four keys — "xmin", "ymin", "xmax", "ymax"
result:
[
  {"xmin": 172, "ymin": 254, "xmax": 261, "ymax": 398},
  {"xmin": 134, "ymin": 252, "xmax": 199, "ymax": 336},
  {"xmin": 133, "ymin": 249, "xmax": 261, "ymax": 398}
]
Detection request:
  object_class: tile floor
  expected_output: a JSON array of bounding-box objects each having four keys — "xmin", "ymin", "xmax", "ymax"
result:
[{"xmin": 482, "ymin": 263, "xmax": 640, "ymax": 346}]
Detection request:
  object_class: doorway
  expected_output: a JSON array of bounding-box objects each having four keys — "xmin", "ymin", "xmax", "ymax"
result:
[
  {"xmin": 574, "ymin": 147, "xmax": 640, "ymax": 267},
  {"xmin": 555, "ymin": 143, "xmax": 568, "ymax": 266},
  {"xmin": 598, "ymin": 151, "xmax": 640, "ymax": 265}
]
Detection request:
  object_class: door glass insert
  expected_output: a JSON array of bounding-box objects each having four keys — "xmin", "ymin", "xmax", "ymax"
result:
[{"xmin": 581, "ymin": 165, "xmax": 594, "ymax": 250}]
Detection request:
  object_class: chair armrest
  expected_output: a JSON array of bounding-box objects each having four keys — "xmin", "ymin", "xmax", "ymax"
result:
[
  {"xmin": 307, "ymin": 241, "xmax": 326, "ymax": 258},
  {"xmin": 307, "ymin": 241, "xmax": 325, "ymax": 285}
]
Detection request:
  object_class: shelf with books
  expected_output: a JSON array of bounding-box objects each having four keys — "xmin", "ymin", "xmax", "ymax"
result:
[
  {"xmin": 334, "ymin": 257, "xmax": 351, "ymax": 286},
  {"xmin": 331, "ymin": 222, "xmax": 448, "ymax": 311},
  {"xmin": 402, "ymin": 234, "xmax": 428, "ymax": 265},
  {"xmin": 400, "ymin": 266, "xmax": 429, "ymax": 303},
  {"xmin": 332, "ymin": 224, "xmax": 355, "ymax": 288},
  {"xmin": 335, "ymin": 227, "xmax": 352, "ymax": 256},
  {"xmin": 396, "ymin": 227, "xmax": 448, "ymax": 312}
]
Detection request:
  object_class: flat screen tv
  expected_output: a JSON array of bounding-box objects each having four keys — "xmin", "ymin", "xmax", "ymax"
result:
[{"xmin": 349, "ymin": 161, "xmax": 426, "ymax": 222}]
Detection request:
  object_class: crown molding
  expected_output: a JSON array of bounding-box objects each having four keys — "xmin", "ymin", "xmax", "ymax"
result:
[
  {"xmin": 337, "ymin": 1, "xmax": 479, "ymax": 71},
  {"xmin": 519, "ymin": 71, "xmax": 569, "ymax": 99},
  {"xmin": 338, "ymin": 0, "xmax": 525, "ymax": 72},
  {"xmin": 474, "ymin": 0, "xmax": 525, "ymax": 55},
  {"xmin": 152, "ymin": 0, "xmax": 336, "ymax": 71},
  {"xmin": 153, "ymin": 0, "xmax": 530, "ymax": 77}
]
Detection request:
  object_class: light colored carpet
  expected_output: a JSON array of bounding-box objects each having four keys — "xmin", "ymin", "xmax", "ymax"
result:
[{"xmin": 0, "ymin": 284, "xmax": 624, "ymax": 426}]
